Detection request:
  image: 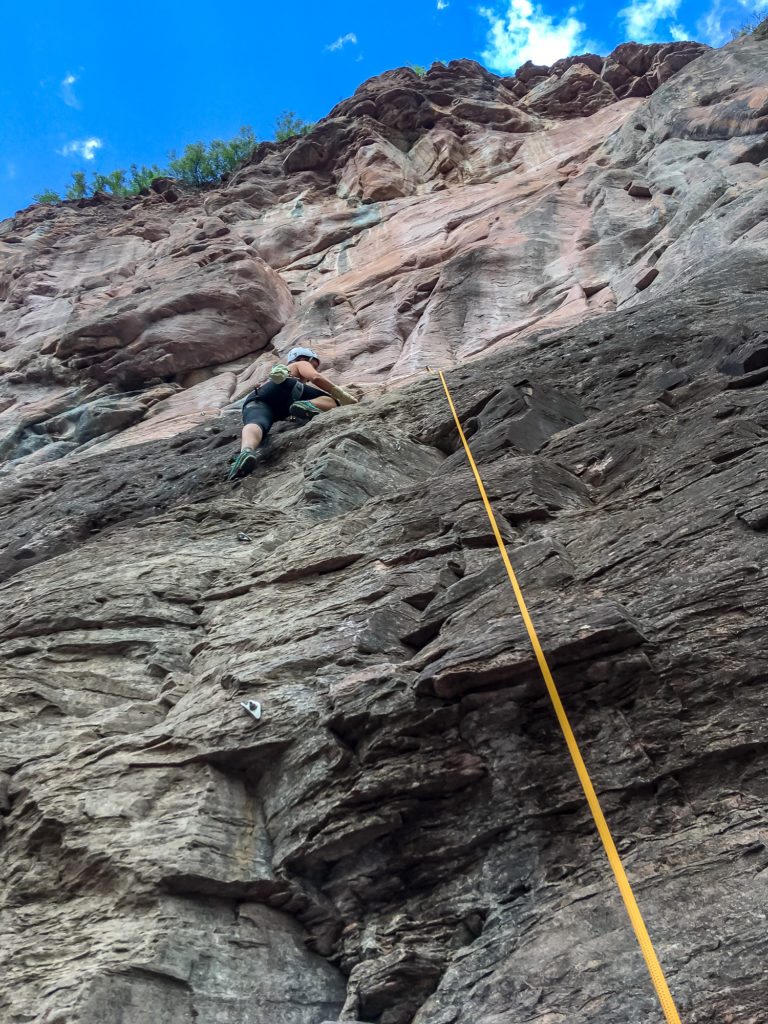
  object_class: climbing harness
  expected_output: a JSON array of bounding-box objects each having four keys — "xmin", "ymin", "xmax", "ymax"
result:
[{"xmin": 429, "ymin": 366, "xmax": 683, "ymax": 1024}]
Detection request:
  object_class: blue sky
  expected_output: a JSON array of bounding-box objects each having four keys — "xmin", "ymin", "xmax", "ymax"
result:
[{"xmin": 0, "ymin": 0, "xmax": 756, "ymax": 220}]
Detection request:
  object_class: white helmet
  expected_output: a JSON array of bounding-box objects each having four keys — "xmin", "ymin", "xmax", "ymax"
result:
[{"xmin": 286, "ymin": 347, "xmax": 320, "ymax": 366}]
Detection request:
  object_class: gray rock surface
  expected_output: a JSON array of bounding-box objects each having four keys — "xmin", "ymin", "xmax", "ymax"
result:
[{"xmin": 1, "ymin": 31, "xmax": 768, "ymax": 1024}]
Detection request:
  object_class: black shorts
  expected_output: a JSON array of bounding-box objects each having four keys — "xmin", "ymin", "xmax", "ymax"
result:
[{"xmin": 242, "ymin": 379, "xmax": 337, "ymax": 435}]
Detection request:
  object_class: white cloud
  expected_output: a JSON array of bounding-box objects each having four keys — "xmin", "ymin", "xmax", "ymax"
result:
[
  {"xmin": 326, "ymin": 32, "xmax": 358, "ymax": 51},
  {"xmin": 58, "ymin": 138, "xmax": 103, "ymax": 160},
  {"xmin": 617, "ymin": 0, "xmax": 682, "ymax": 42},
  {"xmin": 437, "ymin": 0, "xmax": 450, "ymax": 8},
  {"xmin": 669, "ymin": 21, "xmax": 689, "ymax": 39},
  {"xmin": 60, "ymin": 72, "xmax": 81, "ymax": 109},
  {"xmin": 696, "ymin": 0, "xmax": 754, "ymax": 45},
  {"xmin": 480, "ymin": 0, "xmax": 586, "ymax": 73},
  {"xmin": 4, "ymin": 162, "xmax": 16, "ymax": 180},
  {"xmin": 697, "ymin": 4, "xmax": 727, "ymax": 43}
]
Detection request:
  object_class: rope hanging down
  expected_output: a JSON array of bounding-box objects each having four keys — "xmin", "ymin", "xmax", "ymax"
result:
[{"xmin": 429, "ymin": 367, "xmax": 682, "ymax": 1024}]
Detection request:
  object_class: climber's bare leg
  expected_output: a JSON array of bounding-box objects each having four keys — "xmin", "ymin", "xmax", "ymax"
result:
[
  {"xmin": 241, "ymin": 423, "xmax": 263, "ymax": 451},
  {"xmin": 308, "ymin": 396, "xmax": 335, "ymax": 412}
]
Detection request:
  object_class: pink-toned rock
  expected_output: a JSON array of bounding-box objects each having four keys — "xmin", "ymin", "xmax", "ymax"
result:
[
  {"xmin": 602, "ymin": 40, "xmax": 708, "ymax": 98},
  {"xmin": 2, "ymin": 35, "xmax": 768, "ymax": 1024},
  {"xmin": 450, "ymin": 98, "xmax": 538, "ymax": 131},
  {"xmin": 521, "ymin": 63, "xmax": 617, "ymax": 117},
  {"xmin": 339, "ymin": 142, "xmax": 410, "ymax": 203},
  {"xmin": 54, "ymin": 250, "xmax": 294, "ymax": 387},
  {"xmin": 0, "ymin": 35, "xmax": 753, "ymax": 468},
  {"xmin": 515, "ymin": 59, "xmax": 550, "ymax": 83},
  {"xmin": 602, "ymin": 56, "xmax": 635, "ymax": 94}
]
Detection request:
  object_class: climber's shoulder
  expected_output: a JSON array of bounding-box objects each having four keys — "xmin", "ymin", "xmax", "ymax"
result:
[{"xmin": 290, "ymin": 359, "xmax": 320, "ymax": 382}]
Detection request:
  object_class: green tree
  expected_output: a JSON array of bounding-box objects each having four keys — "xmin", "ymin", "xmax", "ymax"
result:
[
  {"xmin": 274, "ymin": 110, "xmax": 314, "ymax": 142},
  {"xmin": 167, "ymin": 126, "xmax": 256, "ymax": 185},
  {"xmin": 205, "ymin": 139, "xmax": 230, "ymax": 179},
  {"xmin": 168, "ymin": 141, "xmax": 210, "ymax": 186},
  {"xmin": 128, "ymin": 163, "xmax": 165, "ymax": 192},
  {"xmin": 92, "ymin": 169, "xmax": 129, "ymax": 196},
  {"xmin": 30, "ymin": 126, "xmax": 257, "ymax": 206},
  {"xmin": 220, "ymin": 124, "xmax": 257, "ymax": 164},
  {"xmin": 407, "ymin": 62, "xmax": 427, "ymax": 76},
  {"xmin": 730, "ymin": 7, "xmax": 767, "ymax": 35},
  {"xmin": 65, "ymin": 171, "xmax": 88, "ymax": 200}
]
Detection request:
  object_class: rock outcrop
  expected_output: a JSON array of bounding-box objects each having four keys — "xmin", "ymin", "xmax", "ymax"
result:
[{"xmin": 2, "ymin": 33, "xmax": 768, "ymax": 1024}]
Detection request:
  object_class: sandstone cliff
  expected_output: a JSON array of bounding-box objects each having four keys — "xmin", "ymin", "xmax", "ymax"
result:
[{"xmin": 1, "ymin": 35, "xmax": 768, "ymax": 1024}]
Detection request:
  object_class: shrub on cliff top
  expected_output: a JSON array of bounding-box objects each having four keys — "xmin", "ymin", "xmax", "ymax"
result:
[
  {"xmin": 92, "ymin": 169, "xmax": 130, "ymax": 197},
  {"xmin": 730, "ymin": 8, "xmax": 768, "ymax": 35},
  {"xmin": 32, "ymin": 123, "xmax": 264, "ymax": 205},
  {"xmin": 128, "ymin": 164, "xmax": 166, "ymax": 192},
  {"xmin": 33, "ymin": 113, "xmax": 317, "ymax": 206},
  {"xmin": 274, "ymin": 110, "xmax": 315, "ymax": 141},
  {"xmin": 65, "ymin": 171, "xmax": 88, "ymax": 200},
  {"xmin": 32, "ymin": 189, "xmax": 61, "ymax": 205},
  {"xmin": 168, "ymin": 125, "xmax": 257, "ymax": 185}
]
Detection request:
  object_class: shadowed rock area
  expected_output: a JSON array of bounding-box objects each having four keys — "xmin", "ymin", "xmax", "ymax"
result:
[{"xmin": 1, "ymin": 33, "xmax": 768, "ymax": 1024}]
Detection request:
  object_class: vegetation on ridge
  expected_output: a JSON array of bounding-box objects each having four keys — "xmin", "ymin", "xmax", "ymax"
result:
[
  {"xmin": 730, "ymin": 8, "xmax": 768, "ymax": 35},
  {"xmin": 274, "ymin": 111, "xmax": 314, "ymax": 141},
  {"xmin": 33, "ymin": 112, "xmax": 315, "ymax": 206},
  {"xmin": 407, "ymin": 60, "xmax": 447, "ymax": 76}
]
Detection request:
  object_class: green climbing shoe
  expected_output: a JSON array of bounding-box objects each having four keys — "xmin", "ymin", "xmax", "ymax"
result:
[
  {"xmin": 289, "ymin": 400, "xmax": 322, "ymax": 422},
  {"xmin": 228, "ymin": 448, "xmax": 259, "ymax": 480}
]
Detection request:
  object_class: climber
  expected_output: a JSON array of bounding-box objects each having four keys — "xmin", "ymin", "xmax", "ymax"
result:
[{"xmin": 228, "ymin": 347, "xmax": 357, "ymax": 479}]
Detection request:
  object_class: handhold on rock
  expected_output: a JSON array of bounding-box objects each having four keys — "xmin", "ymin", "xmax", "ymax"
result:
[
  {"xmin": 635, "ymin": 267, "xmax": 659, "ymax": 291},
  {"xmin": 240, "ymin": 699, "xmax": 262, "ymax": 721}
]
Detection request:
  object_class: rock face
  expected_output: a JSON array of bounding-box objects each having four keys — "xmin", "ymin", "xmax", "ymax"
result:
[
  {"xmin": 2, "ymin": 33, "xmax": 768, "ymax": 1024},
  {"xmin": 1, "ymin": 40, "xmax": 718, "ymax": 465}
]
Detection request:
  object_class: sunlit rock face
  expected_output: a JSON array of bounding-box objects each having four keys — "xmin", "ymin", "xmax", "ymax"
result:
[
  {"xmin": 1, "ymin": 39, "xmax": 723, "ymax": 463},
  {"xmin": 2, "ymin": 34, "xmax": 768, "ymax": 1024}
]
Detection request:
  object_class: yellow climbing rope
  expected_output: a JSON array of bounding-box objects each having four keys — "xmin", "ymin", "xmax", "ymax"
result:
[{"xmin": 430, "ymin": 367, "xmax": 682, "ymax": 1024}]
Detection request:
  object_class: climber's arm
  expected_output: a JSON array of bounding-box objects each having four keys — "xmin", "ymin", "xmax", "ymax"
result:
[{"xmin": 294, "ymin": 361, "xmax": 358, "ymax": 404}]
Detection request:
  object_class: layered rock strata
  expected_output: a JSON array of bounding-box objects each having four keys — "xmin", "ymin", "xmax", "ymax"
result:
[
  {"xmin": 0, "ymin": 40, "xmax": 721, "ymax": 466},
  {"xmin": 1, "ymin": 33, "xmax": 768, "ymax": 1024}
]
